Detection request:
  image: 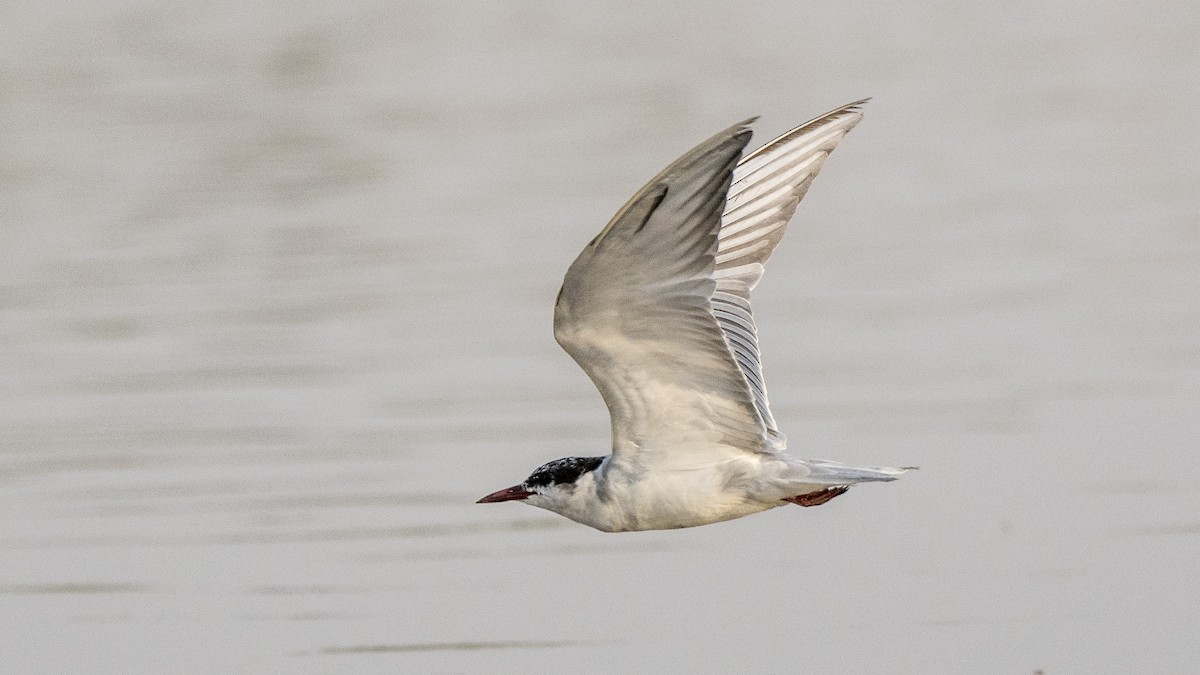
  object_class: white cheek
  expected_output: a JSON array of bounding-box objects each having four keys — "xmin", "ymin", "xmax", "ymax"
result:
[{"xmin": 526, "ymin": 487, "xmax": 565, "ymax": 508}]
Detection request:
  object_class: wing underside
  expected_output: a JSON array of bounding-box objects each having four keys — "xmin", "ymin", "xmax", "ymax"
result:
[{"xmin": 713, "ymin": 100, "xmax": 866, "ymax": 443}]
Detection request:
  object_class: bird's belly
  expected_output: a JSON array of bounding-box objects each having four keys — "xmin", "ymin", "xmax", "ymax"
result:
[{"xmin": 590, "ymin": 471, "xmax": 781, "ymax": 532}]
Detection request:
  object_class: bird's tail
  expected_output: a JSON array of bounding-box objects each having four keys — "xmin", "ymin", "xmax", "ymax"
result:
[{"xmin": 794, "ymin": 458, "xmax": 917, "ymax": 485}]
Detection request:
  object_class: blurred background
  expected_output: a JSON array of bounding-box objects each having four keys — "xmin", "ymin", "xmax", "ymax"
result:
[{"xmin": 2, "ymin": 1, "xmax": 1198, "ymax": 673}]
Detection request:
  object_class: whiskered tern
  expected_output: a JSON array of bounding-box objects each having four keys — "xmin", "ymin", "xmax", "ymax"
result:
[{"xmin": 478, "ymin": 100, "xmax": 912, "ymax": 531}]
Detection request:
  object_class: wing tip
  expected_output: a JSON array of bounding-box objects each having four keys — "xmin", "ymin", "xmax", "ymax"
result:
[
  {"xmin": 842, "ymin": 97, "xmax": 872, "ymax": 111},
  {"xmin": 732, "ymin": 99, "xmax": 869, "ymax": 133},
  {"xmin": 725, "ymin": 116, "xmax": 758, "ymax": 144},
  {"xmin": 739, "ymin": 98, "xmax": 870, "ymax": 164},
  {"xmin": 807, "ymin": 97, "xmax": 871, "ymax": 129}
]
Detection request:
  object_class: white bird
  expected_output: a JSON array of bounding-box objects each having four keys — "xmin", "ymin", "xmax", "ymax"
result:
[{"xmin": 478, "ymin": 100, "xmax": 912, "ymax": 532}]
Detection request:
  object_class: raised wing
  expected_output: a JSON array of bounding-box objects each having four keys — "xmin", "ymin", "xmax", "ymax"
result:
[
  {"xmin": 555, "ymin": 102, "xmax": 865, "ymax": 466},
  {"xmin": 554, "ymin": 120, "xmax": 766, "ymax": 464},
  {"xmin": 712, "ymin": 100, "xmax": 866, "ymax": 443}
]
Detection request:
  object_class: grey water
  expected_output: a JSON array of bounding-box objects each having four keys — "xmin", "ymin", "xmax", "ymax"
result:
[{"xmin": 2, "ymin": 1, "xmax": 1198, "ymax": 673}]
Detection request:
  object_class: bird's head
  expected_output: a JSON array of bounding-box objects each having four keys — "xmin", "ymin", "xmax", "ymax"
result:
[{"xmin": 477, "ymin": 456, "xmax": 605, "ymax": 509}]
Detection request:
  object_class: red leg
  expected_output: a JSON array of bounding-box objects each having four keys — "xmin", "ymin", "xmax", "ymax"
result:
[{"xmin": 784, "ymin": 485, "xmax": 849, "ymax": 507}]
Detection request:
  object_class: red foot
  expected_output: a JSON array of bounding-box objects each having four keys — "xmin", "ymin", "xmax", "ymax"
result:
[{"xmin": 784, "ymin": 485, "xmax": 849, "ymax": 507}]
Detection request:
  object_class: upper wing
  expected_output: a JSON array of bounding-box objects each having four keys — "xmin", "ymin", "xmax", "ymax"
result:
[
  {"xmin": 711, "ymin": 100, "xmax": 867, "ymax": 443},
  {"xmin": 553, "ymin": 120, "xmax": 766, "ymax": 465}
]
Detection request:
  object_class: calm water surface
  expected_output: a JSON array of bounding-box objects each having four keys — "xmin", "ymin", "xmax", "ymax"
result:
[{"xmin": 2, "ymin": 1, "xmax": 1199, "ymax": 673}]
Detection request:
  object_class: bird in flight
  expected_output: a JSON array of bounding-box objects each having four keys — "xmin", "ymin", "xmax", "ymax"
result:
[{"xmin": 478, "ymin": 100, "xmax": 912, "ymax": 531}]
